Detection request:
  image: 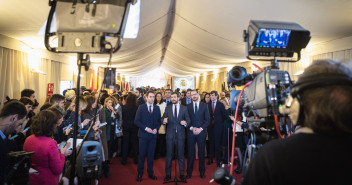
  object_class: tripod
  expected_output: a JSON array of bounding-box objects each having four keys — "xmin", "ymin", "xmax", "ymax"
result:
[{"xmin": 164, "ymin": 126, "xmax": 187, "ymax": 185}]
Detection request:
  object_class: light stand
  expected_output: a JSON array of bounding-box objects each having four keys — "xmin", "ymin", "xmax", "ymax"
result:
[
  {"xmin": 163, "ymin": 126, "xmax": 187, "ymax": 185},
  {"xmin": 44, "ymin": 1, "xmax": 136, "ymax": 184},
  {"xmin": 70, "ymin": 53, "xmax": 90, "ymax": 185}
]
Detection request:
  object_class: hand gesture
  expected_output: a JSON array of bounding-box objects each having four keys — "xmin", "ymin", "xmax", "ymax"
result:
[
  {"xmin": 180, "ymin": 120, "xmax": 187, "ymax": 126},
  {"xmin": 152, "ymin": 129, "xmax": 157, "ymax": 135},
  {"xmin": 60, "ymin": 142, "xmax": 72, "ymax": 157},
  {"xmin": 192, "ymin": 127, "xmax": 197, "ymax": 135},
  {"xmin": 236, "ymin": 121, "xmax": 242, "ymax": 126},
  {"xmin": 229, "ymin": 115, "xmax": 235, "ymax": 121},
  {"xmin": 93, "ymin": 121, "xmax": 100, "ymax": 131},
  {"xmin": 82, "ymin": 119, "xmax": 91, "ymax": 126},
  {"xmin": 146, "ymin": 127, "xmax": 153, "ymax": 134}
]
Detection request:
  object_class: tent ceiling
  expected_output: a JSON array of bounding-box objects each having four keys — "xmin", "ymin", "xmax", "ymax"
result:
[{"xmin": 0, "ymin": 0, "xmax": 352, "ymax": 76}]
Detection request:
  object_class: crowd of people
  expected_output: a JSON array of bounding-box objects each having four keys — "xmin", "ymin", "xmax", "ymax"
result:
[
  {"xmin": 1, "ymin": 59, "xmax": 351, "ymax": 185},
  {"xmin": 0, "ymin": 84, "xmax": 245, "ymax": 184}
]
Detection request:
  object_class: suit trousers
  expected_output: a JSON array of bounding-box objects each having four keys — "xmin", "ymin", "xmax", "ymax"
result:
[
  {"xmin": 165, "ymin": 136, "xmax": 185, "ymax": 176},
  {"xmin": 137, "ymin": 136, "xmax": 157, "ymax": 176},
  {"xmin": 122, "ymin": 128, "xmax": 138, "ymax": 162},
  {"xmin": 187, "ymin": 131, "xmax": 206, "ymax": 174},
  {"xmin": 208, "ymin": 123, "xmax": 224, "ymax": 163}
]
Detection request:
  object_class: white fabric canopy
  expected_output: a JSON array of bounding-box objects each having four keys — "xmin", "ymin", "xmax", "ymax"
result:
[{"xmin": 1, "ymin": 0, "xmax": 352, "ymax": 76}]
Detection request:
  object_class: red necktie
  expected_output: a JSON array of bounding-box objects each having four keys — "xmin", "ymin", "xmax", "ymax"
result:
[
  {"xmin": 212, "ymin": 102, "xmax": 215, "ymax": 113},
  {"xmin": 149, "ymin": 105, "xmax": 152, "ymax": 114}
]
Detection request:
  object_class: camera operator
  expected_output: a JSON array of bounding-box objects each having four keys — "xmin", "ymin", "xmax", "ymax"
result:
[
  {"xmin": 242, "ymin": 59, "xmax": 352, "ymax": 185},
  {"xmin": 0, "ymin": 101, "xmax": 27, "ymax": 185}
]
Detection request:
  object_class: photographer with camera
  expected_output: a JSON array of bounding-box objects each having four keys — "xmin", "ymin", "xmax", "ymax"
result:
[
  {"xmin": 242, "ymin": 60, "xmax": 352, "ymax": 185},
  {"xmin": 0, "ymin": 101, "xmax": 27, "ymax": 185}
]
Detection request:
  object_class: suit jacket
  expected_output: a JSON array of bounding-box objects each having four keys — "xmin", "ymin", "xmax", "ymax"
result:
[
  {"xmin": 181, "ymin": 98, "xmax": 192, "ymax": 106},
  {"xmin": 24, "ymin": 135, "xmax": 65, "ymax": 185},
  {"xmin": 137, "ymin": 96, "xmax": 145, "ymax": 106},
  {"xmin": 187, "ymin": 102, "xmax": 210, "ymax": 130},
  {"xmin": 0, "ymin": 137, "xmax": 9, "ymax": 185},
  {"xmin": 135, "ymin": 104, "xmax": 162, "ymax": 139},
  {"xmin": 163, "ymin": 99, "xmax": 172, "ymax": 107},
  {"xmin": 208, "ymin": 101, "xmax": 227, "ymax": 125},
  {"xmin": 163, "ymin": 104, "xmax": 191, "ymax": 140}
]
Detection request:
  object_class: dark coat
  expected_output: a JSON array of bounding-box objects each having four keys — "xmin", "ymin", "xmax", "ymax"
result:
[
  {"xmin": 163, "ymin": 104, "xmax": 190, "ymax": 140},
  {"xmin": 134, "ymin": 104, "xmax": 162, "ymax": 139},
  {"xmin": 187, "ymin": 102, "xmax": 210, "ymax": 130}
]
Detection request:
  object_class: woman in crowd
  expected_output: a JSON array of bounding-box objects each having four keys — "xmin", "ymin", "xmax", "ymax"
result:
[
  {"xmin": 219, "ymin": 97, "xmax": 233, "ymax": 165},
  {"xmin": 99, "ymin": 96, "xmax": 119, "ymax": 177},
  {"xmin": 112, "ymin": 95, "xmax": 123, "ymax": 158},
  {"xmin": 64, "ymin": 89, "xmax": 75, "ymax": 111},
  {"xmin": 121, "ymin": 94, "xmax": 139, "ymax": 165},
  {"xmin": 154, "ymin": 92, "xmax": 167, "ymax": 159},
  {"xmin": 203, "ymin": 93, "xmax": 211, "ymax": 104},
  {"xmin": 229, "ymin": 102, "xmax": 248, "ymax": 174},
  {"xmin": 24, "ymin": 110, "xmax": 72, "ymax": 185},
  {"xmin": 81, "ymin": 95, "xmax": 99, "ymax": 141}
]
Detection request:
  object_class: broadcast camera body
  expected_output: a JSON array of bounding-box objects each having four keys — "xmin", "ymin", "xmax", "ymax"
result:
[
  {"xmin": 228, "ymin": 20, "xmax": 310, "ymax": 133},
  {"xmin": 217, "ymin": 20, "xmax": 311, "ymax": 179}
]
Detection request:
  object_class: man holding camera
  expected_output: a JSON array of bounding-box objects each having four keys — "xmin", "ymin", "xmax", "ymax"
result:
[
  {"xmin": 0, "ymin": 101, "xmax": 27, "ymax": 184},
  {"xmin": 163, "ymin": 92, "xmax": 190, "ymax": 182},
  {"xmin": 242, "ymin": 60, "xmax": 352, "ymax": 185}
]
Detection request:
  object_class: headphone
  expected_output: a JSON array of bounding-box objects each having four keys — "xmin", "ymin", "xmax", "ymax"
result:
[{"xmin": 280, "ymin": 73, "xmax": 352, "ymax": 125}]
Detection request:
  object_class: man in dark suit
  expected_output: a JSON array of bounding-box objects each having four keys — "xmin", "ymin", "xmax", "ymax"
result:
[
  {"xmin": 163, "ymin": 89, "xmax": 173, "ymax": 106},
  {"xmin": 136, "ymin": 88, "xmax": 145, "ymax": 106},
  {"xmin": 207, "ymin": 91, "xmax": 227, "ymax": 167},
  {"xmin": 163, "ymin": 92, "xmax": 191, "ymax": 182},
  {"xmin": 135, "ymin": 91, "xmax": 161, "ymax": 182},
  {"xmin": 186, "ymin": 90, "xmax": 210, "ymax": 179},
  {"xmin": 0, "ymin": 101, "xmax": 27, "ymax": 185},
  {"xmin": 181, "ymin": 89, "xmax": 192, "ymax": 106}
]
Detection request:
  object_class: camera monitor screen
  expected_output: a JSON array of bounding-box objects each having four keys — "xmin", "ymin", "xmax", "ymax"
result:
[{"xmin": 256, "ymin": 29, "xmax": 291, "ymax": 48}]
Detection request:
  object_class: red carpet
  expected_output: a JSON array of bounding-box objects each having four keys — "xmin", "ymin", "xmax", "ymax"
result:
[{"xmin": 99, "ymin": 157, "xmax": 242, "ymax": 185}]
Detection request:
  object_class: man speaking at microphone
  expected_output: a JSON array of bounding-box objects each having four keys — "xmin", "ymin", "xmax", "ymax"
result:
[
  {"xmin": 135, "ymin": 91, "xmax": 161, "ymax": 182},
  {"xmin": 163, "ymin": 92, "xmax": 190, "ymax": 182}
]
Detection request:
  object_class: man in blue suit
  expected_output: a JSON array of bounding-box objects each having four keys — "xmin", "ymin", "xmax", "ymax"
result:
[
  {"xmin": 135, "ymin": 91, "xmax": 161, "ymax": 182},
  {"xmin": 207, "ymin": 91, "xmax": 227, "ymax": 167},
  {"xmin": 186, "ymin": 90, "xmax": 210, "ymax": 179}
]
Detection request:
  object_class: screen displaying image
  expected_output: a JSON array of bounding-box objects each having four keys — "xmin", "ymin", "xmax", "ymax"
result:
[{"xmin": 256, "ymin": 29, "xmax": 291, "ymax": 48}]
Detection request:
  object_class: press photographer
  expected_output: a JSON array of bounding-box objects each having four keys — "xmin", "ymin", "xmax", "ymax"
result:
[
  {"xmin": 242, "ymin": 59, "xmax": 352, "ymax": 185},
  {"xmin": 0, "ymin": 101, "xmax": 27, "ymax": 185}
]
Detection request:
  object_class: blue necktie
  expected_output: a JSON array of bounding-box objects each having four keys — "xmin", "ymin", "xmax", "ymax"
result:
[{"xmin": 195, "ymin": 103, "xmax": 198, "ymax": 119}]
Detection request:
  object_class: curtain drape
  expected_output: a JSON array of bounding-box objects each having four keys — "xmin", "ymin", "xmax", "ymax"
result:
[
  {"xmin": 0, "ymin": 47, "xmax": 33, "ymax": 108},
  {"xmin": 0, "ymin": 46, "xmax": 63, "ymax": 108}
]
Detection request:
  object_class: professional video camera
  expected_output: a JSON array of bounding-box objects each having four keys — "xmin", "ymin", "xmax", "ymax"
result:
[
  {"xmin": 226, "ymin": 20, "xmax": 310, "ymax": 175},
  {"xmin": 228, "ymin": 20, "xmax": 310, "ymax": 134},
  {"xmin": 5, "ymin": 151, "xmax": 34, "ymax": 185}
]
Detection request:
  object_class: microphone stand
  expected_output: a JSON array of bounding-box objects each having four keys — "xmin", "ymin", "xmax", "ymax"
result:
[{"xmin": 164, "ymin": 122, "xmax": 187, "ymax": 185}]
